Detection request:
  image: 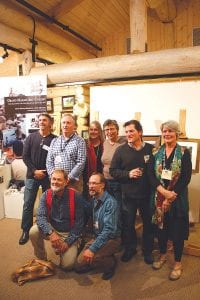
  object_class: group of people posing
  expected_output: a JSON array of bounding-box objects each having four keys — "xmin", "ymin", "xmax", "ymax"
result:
[{"xmin": 18, "ymin": 112, "xmax": 192, "ymax": 281}]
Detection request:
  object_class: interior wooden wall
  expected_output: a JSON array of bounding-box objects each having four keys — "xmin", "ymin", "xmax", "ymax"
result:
[{"xmin": 98, "ymin": 0, "xmax": 200, "ymax": 56}]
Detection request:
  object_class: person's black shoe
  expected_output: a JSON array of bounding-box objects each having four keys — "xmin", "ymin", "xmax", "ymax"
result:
[
  {"xmin": 121, "ymin": 249, "xmax": 137, "ymax": 262},
  {"xmin": 102, "ymin": 268, "xmax": 115, "ymax": 280},
  {"xmin": 144, "ymin": 254, "xmax": 154, "ymax": 264},
  {"xmin": 102, "ymin": 257, "xmax": 117, "ymax": 280},
  {"xmin": 19, "ymin": 231, "xmax": 29, "ymax": 245}
]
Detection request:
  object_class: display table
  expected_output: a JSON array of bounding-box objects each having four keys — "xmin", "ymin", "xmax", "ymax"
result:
[{"xmin": 0, "ymin": 164, "xmax": 11, "ymax": 219}]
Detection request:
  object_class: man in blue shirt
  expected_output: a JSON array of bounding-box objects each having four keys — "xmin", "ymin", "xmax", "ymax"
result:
[
  {"xmin": 75, "ymin": 172, "xmax": 121, "ymax": 280},
  {"xmin": 46, "ymin": 114, "xmax": 86, "ymax": 192},
  {"xmin": 29, "ymin": 169, "xmax": 84, "ymax": 271}
]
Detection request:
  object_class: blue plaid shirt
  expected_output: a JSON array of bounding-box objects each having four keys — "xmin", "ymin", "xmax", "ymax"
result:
[
  {"xmin": 86, "ymin": 191, "xmax": 121, "ymax": 253},
  {"xmin": 46, "ymin": 134, "xmax": 86, "ymax": 180}
]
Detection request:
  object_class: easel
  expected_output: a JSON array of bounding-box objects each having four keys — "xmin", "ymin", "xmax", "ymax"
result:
[{"xmin": 179, "ymin": 109, "xmax": 187, "ymax": 139}]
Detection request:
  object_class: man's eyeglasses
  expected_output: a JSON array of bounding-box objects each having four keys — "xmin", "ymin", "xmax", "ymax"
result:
[
  {"xmin": 87, "ymin": 182, "xmax": 102, "ymax": 186},
  {"xmin": 104, "ymin": 128, "xmax": 116, "ymax": 132}
]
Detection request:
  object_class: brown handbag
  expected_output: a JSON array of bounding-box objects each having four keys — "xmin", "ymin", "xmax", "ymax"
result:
[{"xmin": 11, "ymin": 259, "xmax": 56, "ymax": 286}]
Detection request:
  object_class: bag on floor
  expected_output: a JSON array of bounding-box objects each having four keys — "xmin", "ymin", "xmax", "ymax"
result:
[{"xmin": 11, "ymin": 259, "xmax": 55, "ymax": 286}]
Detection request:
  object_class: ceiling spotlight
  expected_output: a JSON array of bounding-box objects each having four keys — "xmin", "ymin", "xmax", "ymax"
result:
[
  {"xmin": 2, "ymin": 47, "xmax": 9, "ymax": 59},
  {"xmin": 0, "ymin": 46, "xmax": 9, "ymax": 63}
]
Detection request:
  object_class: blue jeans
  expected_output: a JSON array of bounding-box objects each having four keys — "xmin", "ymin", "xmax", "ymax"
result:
[{"xmin": 21, "ymin": 177, "xmax": 50, "ymax": 232}]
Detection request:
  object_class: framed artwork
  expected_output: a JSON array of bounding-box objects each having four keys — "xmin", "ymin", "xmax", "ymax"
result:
[
  {"xmin": 143, "ymin": 135, "xmax": 161, "ymax": 148},
  {"xmin": 46, "ymin": 98, "xmax": 54, "ymax": 113},
  {"xmin": 81, "ymin": 130, "xmax": 89, "ymax": 139},
  {"xmin": 178, "ymin": 139, "xmax": 199, "ymax": 172},
  {"xmin": 50, "ymin": 113, "xmax": 61, "ymax": 136},
  {"xmin": 62, "ymin": 95, "xmax": 75, "ymax": 109}
]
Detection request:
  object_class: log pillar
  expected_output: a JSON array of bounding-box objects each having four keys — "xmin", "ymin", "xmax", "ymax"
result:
[{"xmin": 130, "ymin": 0, "xmax": 147, "ymax": 53}]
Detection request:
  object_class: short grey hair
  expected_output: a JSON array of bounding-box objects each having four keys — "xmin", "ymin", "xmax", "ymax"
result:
[{"xmin": 160, "ymin": 120, "xmax": 180, "ymax": 136}]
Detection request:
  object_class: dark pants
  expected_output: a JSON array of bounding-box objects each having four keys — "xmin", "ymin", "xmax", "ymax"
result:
[
  {"xmin": 21, "ymin": 177, "xmax": 50, "ymax": 232},
  {"xmin": 121, "ymin": 196, "xmax": 154, "ymax": 255},
  {"xmin": 75, "ymin": 238, "xmax": 121, "ymax": 273},
  {"xmin": 155, "ymin": 212, "xmax": 188, "ymax": 261},
  {"xmin": 106, "ymin": 179, "xmax": 122, "ymax": 231},
  {"xmin": 106, "ymin": 180, "xmax": 122, "ymax": 206}
]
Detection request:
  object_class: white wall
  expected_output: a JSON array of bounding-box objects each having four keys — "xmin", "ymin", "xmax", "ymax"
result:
[
  {"xmin": 90, "ymin": 80, "xmax": 200, "ymax": 222},
  {"xmin": 90, "ymin": 81, "xmax": 200, "ymax": 137}
]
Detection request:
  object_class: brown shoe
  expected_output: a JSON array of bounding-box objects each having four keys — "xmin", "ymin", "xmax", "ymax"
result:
[{"xmin": 169, "ymin": 266, "xmax": 183, "ymax": 281}]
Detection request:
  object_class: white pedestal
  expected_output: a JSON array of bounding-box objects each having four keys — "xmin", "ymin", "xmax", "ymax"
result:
[
  {"xmin": 4, "ymin": 191, "xmax": 24, "ymax": 219},
  {"xmin": 0, "ymin": 164, "xmax": 11, "ymax": 219}
]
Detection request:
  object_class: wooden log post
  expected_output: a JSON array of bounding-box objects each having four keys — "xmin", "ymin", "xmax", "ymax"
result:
[{"xmin": 130, "ymin": 0, "xmax": 147, "ymax": 53}]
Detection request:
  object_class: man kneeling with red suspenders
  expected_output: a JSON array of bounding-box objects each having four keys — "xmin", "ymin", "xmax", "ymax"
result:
[{"xmin": 29, "ymin": 169, "xmax": 84, "ymax": 271}]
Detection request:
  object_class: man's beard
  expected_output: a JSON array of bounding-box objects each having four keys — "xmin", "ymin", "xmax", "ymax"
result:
[
  {"xmin": 89, "ymin": 190, "xmax": 99, "ymax": 198},
  {"xmin": 51, "ymin": 185, "xmax": 64, "ymax": 193}
]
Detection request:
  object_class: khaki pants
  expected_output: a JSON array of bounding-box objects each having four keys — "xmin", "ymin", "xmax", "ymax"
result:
[
  {"xmin": 29, "ymin": 225, "xmax": 79, "ymax": 271},
  {"xmin": 75, "ymin": 238, "xmax": 121, "ymax": 273}
]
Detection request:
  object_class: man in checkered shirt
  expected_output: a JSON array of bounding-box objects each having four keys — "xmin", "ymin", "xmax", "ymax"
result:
[{"xmin": 46, "ymin": 114, "xmax": 86, "ymax": 192}]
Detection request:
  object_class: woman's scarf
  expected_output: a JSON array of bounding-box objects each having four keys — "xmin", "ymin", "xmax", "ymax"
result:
[
  {"xmin": 87, "ymin": 142, "xmax": 97, "ymax": 177},
  {"xmin": 152, "ymin": 144, "xmax": 184, "ymax": 229}
]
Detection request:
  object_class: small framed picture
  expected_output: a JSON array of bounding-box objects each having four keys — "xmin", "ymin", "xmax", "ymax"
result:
[
  {"xmin": 62, "ymin": 95, "xmax": 75, "ymax": 109},
  {"xmin": 81, "ymin": 130, "xmax": 89, "ymax": 139},
  {"xmin": 143, "ymin": 135, "xmax": 161, "ymax": 148},
  {"xmin": 46, "ymin": 98, "xmax": 54, "ymax": 113},
  {"xmin": 178, "ymin": 138, "xmax": 199, "ymax": 172}
]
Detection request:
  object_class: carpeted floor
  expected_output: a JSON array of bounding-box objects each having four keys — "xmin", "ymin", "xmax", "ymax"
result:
[{"xmin": 0, "ymin": 218, "xmax": 200, "ymax": 300}]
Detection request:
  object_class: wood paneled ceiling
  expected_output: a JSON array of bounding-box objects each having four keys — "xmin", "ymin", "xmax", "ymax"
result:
[{"xmin": 0, "ymin": 0, "xmax": 130, "ymax": 63}]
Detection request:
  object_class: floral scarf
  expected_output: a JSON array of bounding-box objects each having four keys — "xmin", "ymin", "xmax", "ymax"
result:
[{"xmin": 151, "ymin": 144, "xmax": 184, "ymax": 229}]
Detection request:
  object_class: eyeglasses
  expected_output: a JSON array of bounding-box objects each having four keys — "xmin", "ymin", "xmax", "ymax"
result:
[
  {"xmin": 87, "ymin": 182, "xmax": 102, "ymax": 186},
  {"xmin": 104, "ymin": 127, "xmax": 116, "ymax": 132}
]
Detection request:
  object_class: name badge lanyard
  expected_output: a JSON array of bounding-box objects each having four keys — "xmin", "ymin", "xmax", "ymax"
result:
[
  {"xmin": 60, "ymin": 134, "xmax": 74, "ymax": 152},
  {"xmin": 93, "ymin": 199, "xmax": 102, "ymax": 230},
  {"xmin": 161, "ymin": 147, "xmax": 177, "ymax": 181}
]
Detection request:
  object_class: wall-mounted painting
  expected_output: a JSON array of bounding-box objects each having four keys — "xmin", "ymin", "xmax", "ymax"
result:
[
  {"xmin": 62, "ymin": 95, "xmax": 75, "ymax": 109},
  {"xmin": 143, "ymin": 135, "xmax": 161, "ymax": 148},
  {"xmin": 46, "ymin": 98, "xmax": 54, "ymax": 113}
]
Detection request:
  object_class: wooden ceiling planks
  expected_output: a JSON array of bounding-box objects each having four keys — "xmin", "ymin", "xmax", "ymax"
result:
[
  {"xmin": 1, "ymin": 0, "xmax": 130, "ymax": 56},
  {"xmin": 49, "ymin": 0, "xmax": 85, "ymax": 18},
  {"xmin": 0, "ymin": 0, "xmax": 95, "ymax": 61}
]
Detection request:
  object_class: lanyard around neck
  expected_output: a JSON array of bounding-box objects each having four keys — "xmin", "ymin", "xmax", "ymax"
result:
[
  {"xmin": 162, "ymin": 146, "xmax": 177, "ymax": 170},
  {"xmin": 60, "ymin": 134, "xmax": 74, "ymax": 152}
]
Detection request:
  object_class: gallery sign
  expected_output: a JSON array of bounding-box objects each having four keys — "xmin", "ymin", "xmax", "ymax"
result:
[{"xmin": 4, "ymin": 95, "xmax": 46, "ymax": 117}]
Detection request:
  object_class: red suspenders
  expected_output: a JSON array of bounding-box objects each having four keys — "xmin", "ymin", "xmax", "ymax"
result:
[{"xmin": 46, "ymin": 188, "xmax": 75, "ymax": 227}]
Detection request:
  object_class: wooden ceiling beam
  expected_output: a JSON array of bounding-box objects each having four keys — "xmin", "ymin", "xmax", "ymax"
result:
[
  {"xmin": 0, "ymin": 23, "xmax": 71, "ymax": 63},
  {"xmin": 49, "ymin": 0, "xmax": 85, "ymax": 19},
  {"xmin": 30, "ymin": 46, "xmax": 200, "ymax": 84},
  {"xmin": 146, "ymin": 0, "xmax": 177, "ymax": 23}
]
